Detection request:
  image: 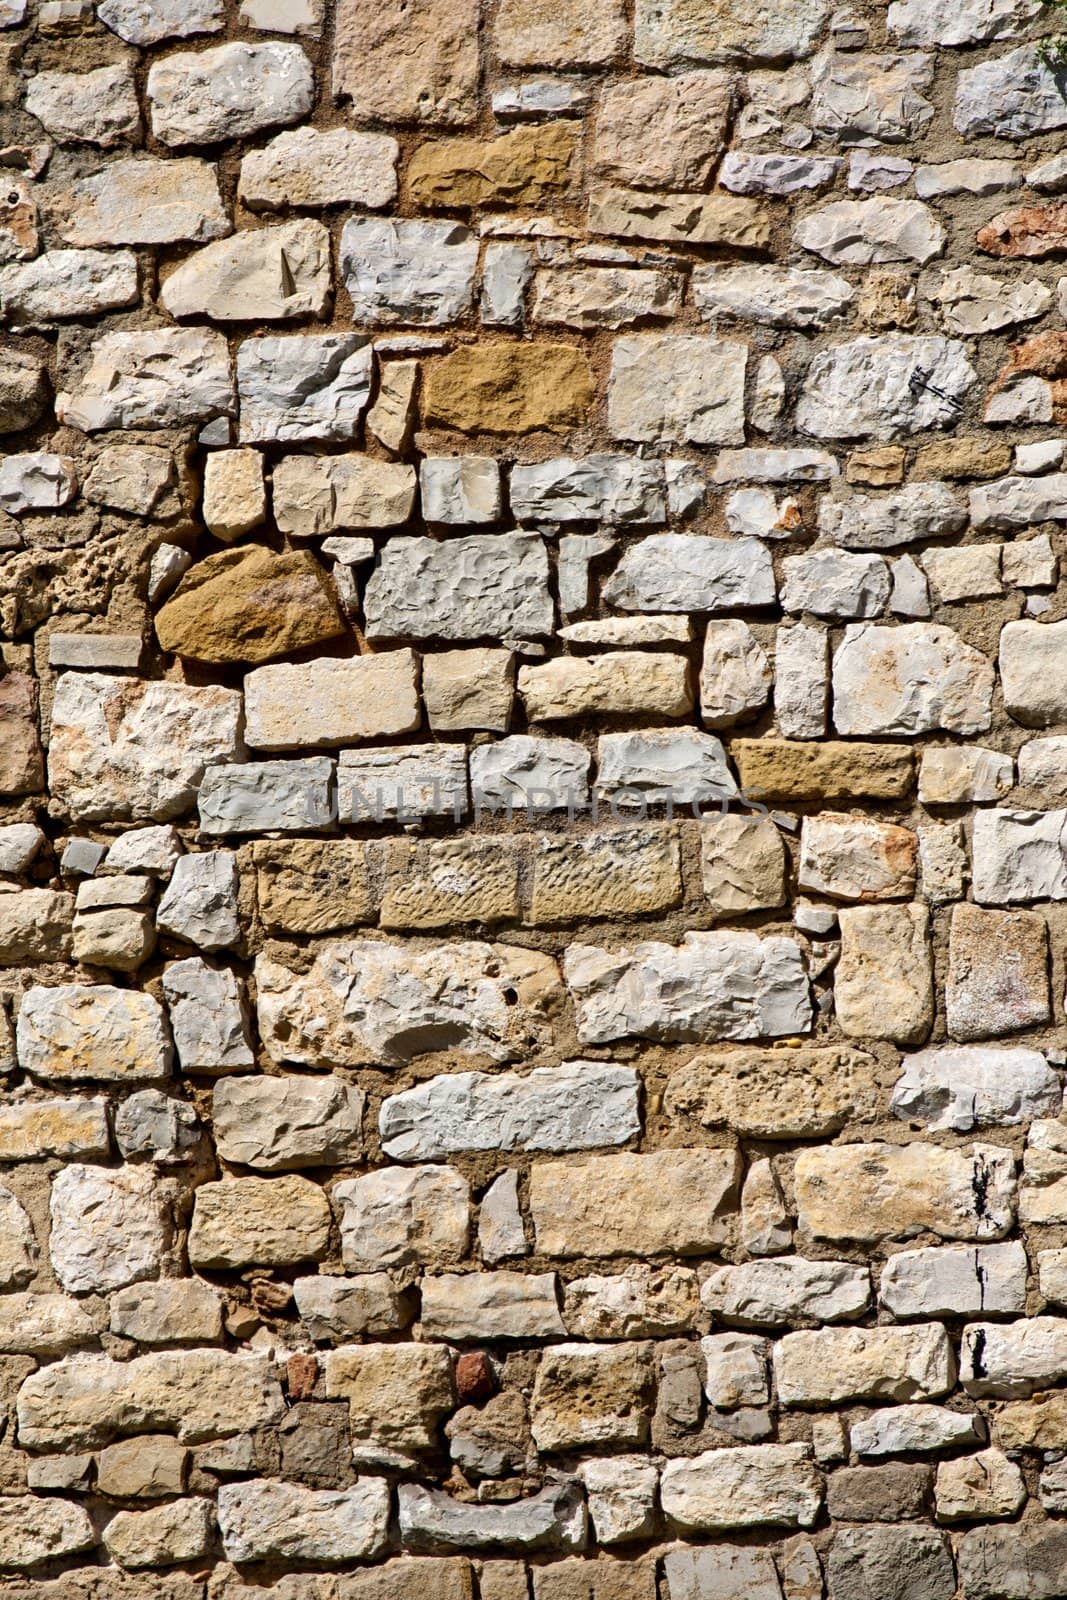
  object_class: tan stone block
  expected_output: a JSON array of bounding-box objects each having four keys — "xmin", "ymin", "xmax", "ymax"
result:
[
  {"xmin": 914, "ymin": 437, "xmax": 1013, "ymax": 480},
  {"xmin": 243, "ymin": 651, "xmax": 420, "ymax": 750},
  {"xmin": 0, "ymin": 673, "xmax": 44, "ymax": 796},
  {"xmin": 994, "ymin": 1391, "xmax": 1067, "ymax": 1450},
  {"xmin": 332, "ymin": 0, "xmax": 479, "ymax": 125},
  {"xmin": 97, "ymin": 1435, "xmax": 187, "ymax": 1500},
  {"xmin": 342, "ymin": 1559, "xmax": 475, "ymax": 1600},
  {"xmin": 380, "ymin": 838, "xmax": 521, "ymax": 929},
  {"xmin": 946, "ymin": 903, "xmax": 1050, "ymax": 1042},
  {"xmin": 253, "ymin": 838, "xmax": 374, "ymax": 935},
  {"xmin": 595, "ymin": 72, "xmax": 733, "ymax": 190},
  {"xmin": 835, "ymin": 904, "xmax": 933, "ymax": 1045},
  {"xmin": 529, "ymin": 827, "xmax": 682, "ymax": 924},
  {"xmin": 665, "ymin": 1046, "xmax": 884, "ymax": 1139},
  {"xmin": 730, "ymin": 740, "xmax": 914, "ymax": 802},
  {"xmin": 519, "ymin": 653, "xmax": 692, "ymax": 721},
  {"xmin": 532, "ymin": 1561, "xmax": 657, "ymax": 1600},
  {"xmin": 798, "ymin": 814, "xmax": 918, "ymax": 903},
  {"xmin": 700, "ymin": 814, "xmax": 786, "ymax": 918},
  {"xmin": 0, "ymin": 890, "xmax": 73, "ymax": 964},
  {"xmin": 846, "ymin": 447, "xmax": 906, "ymax": 487},
  {"xmin": 155, "ymin": 546, "xmax": 346, "ymax": 666},
  {"xmin": 531, "ymin": 1343, "xmax": 655, "ymax": 1452},
  {"xmin": 423, "ymin": 649, "xmax": 514, "ymax": 733},
  {"xmin": 408, "ymin": 124, "xmax": 578, "ymax": 209},
  {"xmin": 795, "ymin": 1141, "xmax": 1016, "ymax": 1244},
  {"xmin": 422, "ymin": 344, "xmax": 595, "ymax": 434},
  {"xmin": 324, "ymin": 1343, "xmax": 454, "ymax": 1452},
  {"xmin": 589, "ymin": 186, "xmax": 773, "ymax": 250},
  {"xmin": 530, "ymin": 1148, "xmax": 741, "ymax": 1259},
  {"xmin": 202, "ymin": 450, "xmax": 266, "ymax": 542},
  {"xmin": 494, "ymin": 0, "xmax": 626, "ymax": 66},
  {"xmin": 188, "ymin": 1176, "xmax": 332, "ymax": 1269}
]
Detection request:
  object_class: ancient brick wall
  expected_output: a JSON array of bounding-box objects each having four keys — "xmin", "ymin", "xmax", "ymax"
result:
[{"xmin": 2, "ymin": 0, "xmax": 1067, "ymax": 1595}]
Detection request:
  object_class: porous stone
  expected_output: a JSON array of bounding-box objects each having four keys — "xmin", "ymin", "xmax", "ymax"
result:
[
  {"xmin": 25, "ymin": 64, "xmax": 140, "ymax": 147},
  {"xmin": 147, "ymin": 43, "xmax": 314, "ymax": 146},
  {"xmin": 0, "ymin": 1496, "xmax": 95, "ymax": 1569},
  {"xmin": 795, "ymin": 1141, "xmax": 1016, "ymax": 1242},
  {"xmin": 365, "ymin": 534, "xmax": 552, "ymax": 641},
  {"xmin": 532, "ymin": 1342, "xmax": 654, "ymax": 1451},
  {"xmin": 189, "ymin": 1175, "xmax": 332, "ymax": 1268},
  {"xmin": 666, "ymin": 1045, "xmax": 881, "ymax": 1139},
  {"xmin": 423, "ymin": 343, "xmax": 595, "ymax": 432}
]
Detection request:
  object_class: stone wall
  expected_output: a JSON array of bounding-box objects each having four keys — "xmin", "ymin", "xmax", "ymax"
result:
[{"xmin": 3, "ymin": 0, "xmax": 1067, "ymax": 1594}]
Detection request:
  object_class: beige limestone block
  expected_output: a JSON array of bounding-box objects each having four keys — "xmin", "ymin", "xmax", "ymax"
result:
[
  {"xmin": 530, "ymin": 1148, "xmax": 741, "ymax": 1259},
  {"xmin": 531, "ymin": 1343, "xmax": 654, "ymax": 1452},
  {"xmin": 202, "ymin": 450, "xmax": 265, "ymax": 541},
  {"xmin": 731, "ymin": 739, "xmax": 914, "ymax": 801},
  {"xmin": 494, "ymin": 0, "xmax": 626, "ymax": 66},
  {"xmin": 795, "ymin": 1141, "xmax": 1016, "ymax": 1242},
  {"xmin": 529, "ymin": 827, "xmax": 682, "ymax": 924},
  {"xmin": 666, "ymin": 1046, "xmax": 883, "ymax": 1138},
  {"xmin": 798, "ymin": 814, "xmax": 918, "ymax": 902},
  {"xmin": 422, "ymin": 344, "xmax": 595, "ymax": 434},
  {"xmin": 332, "ymin": 0, "xmax": 480, "ymax": 124},
  {"xmin": 155, "ymin": 546, "xmax": 346, "ymax": 666},
  {"xmin": 380, "ymin": 837, "xmax": 521, "ymax": 929},
  {"xmin": 408, "ymin": 124, "xmax": 578, "ymax": 209},
  {"xmin": 423, "ymin": 649, "xmax": 514, "ymax": 732},
  {"xmin": 774, "ymin": 1324, "xmax": 955, "ymax": 1406},
  {"xmin": 519, "ymin": 653, "xmax": 692, "ymax": 721},
  {"xmin": 244, "ymin": 651, "xmax": 420, "ymax": 750},
  {"xmin": 700, "ymin": 814, "xmax": 786, "ymax": 918},
  {"xmin": 188, "ymin": 1176, "xmax": 332, "ymax": 1268},
  {"xmin": 835, "ymin": 903, "xmax": 933, "ymax": 1044},
  {"xmin": 324, "ymin": 1343, "xmax": 454, "ymax": 1452},
  {"xmin": 253, "ymin": 838, "xmax": 374, "ymax": 934}
]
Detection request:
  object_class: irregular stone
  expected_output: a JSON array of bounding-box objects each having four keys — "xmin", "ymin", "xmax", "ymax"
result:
[
  {"xmin": 798, "ymin": 335, "xmax": 974, "ymax": 439},
  {"xmin": 533, "ymin": 266, "xmax": 682, "ymax": 330},
  {"xmin": 17, "ymin": 984, "xmax": 170, "ymax": 1084},
  {"xmin": 339, "ymin": 745, "xmax": 468, "ymax": 824},
  {"xmin": 83, "ymin": 447, "xmax": 174, "ymax": 517},
  {"xmin": 699, "ymin": 815, "xmax": 786, "ymax": 919},
  {"xmin": 0, "ymin": 249, "xmax": 138, "ymax": 323},
  {"xmin": 97, "ymin": 0, "xmax": 222, "ymax": 40},
  {"xmin": 217, "ymin": 1478, "xmax": 389, "ymax": 1565},
  {"xmin": 0, "ymin": 674, "xmax": 43, "ymax": 796},
  {"xmin": 634, "ymin": 0, "xmax": 830, "ymax": 64},
  {"xmin": 421, "ymin": 456, "xmax": 501, "ymax": 524},
  {"xmin": 918, "ymin": 745, "xmax": 1012, "ymax": 805},
  {"xmin": 0, "ymin": 1097, "xmax": 108, "ymax": 1163},
  {"xmin": 563, "ymin": 1268, "xmax": 699, "ymax": 1340},
  {"xmin": 852, "ymin": 1406, "xmax": 983, "ymax": 1458},
  {"xmin": 25, "ymin": 63, "xmax": 140, "ymax": 147},
  {"xmin": 0, "ymin": 1496, "xmax": 95, "ymax": 1569},
  {"xmin": 832, "ymin": 623, "xmax": 993, "ymax": 736},
  {"xmin": 821, "ymin": 483, "xmax": 965, "ymax": 553},
  {"xmin": 423, "ymin": 342, "xmax": 595, "ymax": 432},
  {"xmin": 928, "ymin": 264, "xmax": 1051, "ymax": 336},
  {"xmin": 594, "ymin": 71, "xmax": 733, "ymax": 190},
  {"xmin": 271, "ymin": 452, "xmax": 416, "ymax": 534},
  {"xmin": 531, "ymin": 1342, "xmax": 654, "ymax": 1451},
  {"xmin": 380, "ymin": 1061, "xmax": 639, "ymax": 1160},
  {"xmin": 699, "ymin": 620, "xmax": 772, "ymax": 726},
  {"xmin": 495, "ymin": 0, "xmax": 625, "ymax": 66},
  {"xmin": 324, "ymin": 1342, "xmax": 453, "ymax": 1457},
  {"xmin": 972, "ymin": 808, "xmax": 1067, "ymax": 903},
  {"xmin": 0, "ymin": 346, "xmax": 47, "ymax": 434},
  {"xmin": 945, "ymin": 903, "xmax": 1050, "ymax": 1040},
  {"xmin": 795, "ymin": 199, "xmax": 943, "ymax": 267},
  {"xmin": 244, "ymin": 655, "xmax": 417, "ymax": 755},
  {"xmin": 972, "ymin": 473, "xmax": 1067, "ymax": 532},
  {"xmin": 341, "ymin": 218, "xmax": 477, "ymax": 326},
  {"xmin": 828, "ymin": 1525, "xmax": 955, "ymax": 1600},
  {"xmin": 0, "ymin": 1187, "xmax": 35, "ymax": 1289},
  {"xmin": 589, "ymin": 186, "xmax": 773, "ymax": 249},
  {"xmin": 147, "ymin": 42, "xmax": 314, "ymax": 146},
  {"xmin": 663, "ymin": 1545, "xmax": 784, "ymax": 1600},
  {"xmin": 332, "ymin": 0, "xmax": 479, "ymax": 124},
  {"xmin": 960, "ymin": 1316, "xmax": 1067, "ymax": 1398},
  {"xmin": 16, "ymin": 1348, "xmax": 284, "ymax": 1450},
  {"xmin": 156, "ymin": 851, "xmax": 240, "ymax": 950},
  {"xmin": 720, "ymin": 151, "xmax": 840, "ymax": 195},
  {"xmin": 213, "ymin": 1074, "xmax": 364, "ymax": 1171},
  {"xmin": 566, "ymin": 931, "xmax": 810, "ymax": 1044},
  {"xmin": 293, "ymin": 1274, "xmax": 410, "ymax": 1341},
  {"xmin": 111, "ymin": 1280, "xmax": 223, "ymax": 1346},
  {"xmin": 365, "ymin": 533, "xmax": 551, "ymax": 641},
  {"xmin": 956, "ymin": 1524, "xmax": 1067, "ymax": 1600},
  {"xmin": 256, "ymin": 938, "xmax": 558, "ymax": 1068},
  {"xmin": 162, "ymin": 220, "xmax": 329, "ymax": 321},
  {"xmin": 693, "ymin": 262, "xmax": 852, "ymax": 330},
  {"xmin": 741, "ymin": 1157, "xmax": 792, "ymax": 1258},
  {"xmin": 667, "ymin": 1045, "xmax": 881, "ymax": 1140},
  {"xmin": 775, "ymin": 1324, "xmax": 954, "ymax": 1406},
  {"xmin": 50, "ymin": 1163, "xmax": 170, "ymax": 1292},
  {"xmin": 409, "ymin": 123, "xmax": 577, "ymax": 209},
  {"xmin": 334, "ymin": 1166, "xmax": 470, "ymax": 1270},
  {"xmin": 519, "ymin": 652, "xmax": 692, "ymax": 721},
  {"xmin": 529, "ymin": 1147, "xmax": 741, "ymax": 1259},
  {"xmin": 0, "ymin": 888, "xmax": 72, "ymax": 963},
  {"xmin": 156, "ymin": 546, "xmax": 344, "ymax": 666},
  {"xmin": 798, "ymin": 814, "xmax": 915, "ymax": 901},
  {"xmin": 834, "ymin": 903, "xmax": 932, "ymax": 1043},
  {"xmin": 422, "ymin": 1272, "xmax": 565, "ymax": 1342},
  {"xmin": 235, "ymin": 334, "xmax": 372, "ymax": 444},
  {"xmin": 703, "ymin": 1257, "xmax": 869, "ymax": 1327},
  {"xmin": 595, "ymin": 728, "xmax": 735, "ymax": 805},
  {"xmin": 810, "ymin": 51, "xmax": 935, "ymax": 144},
  {"xmin": 795, "ymin": 1141, "xmax": 1016, "ymax": 1242},
  {"xmin": 398, "ymin": 1482, "xmax": 585, "ymax": 1554},
  {"xmin": 239, "ymin": 126, "xmax": 398, "ymax": 211},
  {"xmin": 189, "ymin": 1175, "xmax": 331, "ymax": 1268},
  {"xmin": 880, "ymin": 1241, "xmax": 1027, "ymax": 1318},
  {"xmin": 999, "ymin": 619, "xmax": 1067, "ymax": 726},
  {"xmin": 827, "ymin": 1463, "xmax": 932, "ymax": 1523},
  {"xmin": 603, "ymin": 534, "xmax": 774, "ymax": 612},
  {"xmin": 607, "ymin": 335, "xmax": 746, "ymax": 445},
  {"xmin": 579, "ymin": 1459, "xmax": 658, "ymax": 1546},
  {"xmin": 782, "ymin": 550, "xmax": 889, "ymax": 619},
  {"xmin": 892, "ymin": 1044, "xmax": 1058, "ymax": 1133},
  {"xmin": 660, "ymin": 1443, "xmax": 821, "ymax": 1531},
  {"xmin": 58, "ymin": 157, "xmax": 230, "ymax": 247},
  {"xmin": 114, "ymin": 1090, "xmax": 202, "ymax": 1167}
]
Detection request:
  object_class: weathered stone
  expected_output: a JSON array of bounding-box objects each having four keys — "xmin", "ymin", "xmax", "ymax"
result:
[
  {"xmin": 566, "ymin": 931, "xmax": 810, "ymax": 1045},
  {"xmin": 114, "ymin": 1090, "xmax": 202, "ymax": 1167},
  {"xmin": 272, "ymin": 453, "xmax": 416, "ymax": 533},
  {"xmin": 833, "ymin": 903, "xmax": 932, "ymax": 1044},
  {"xmin": 956, "ymin": 1523, "xmax": 1067, "ymax": 1600},
  {"xmin": 294, "ymin": 1274, "xmax": 410, "ymax": 1342},
  {"xmin": 334, "ymin": 1166, "xmax": 470, "ymax": 1270},
  {"xmin": 635, "ymin": 0, "xmax": 829, "ymax": 64},
  {"xmin": 693, "ymin": 262, "xmax": 852, "ymax": 329},
  {"xmin": 663, "ymin": 1545, "xmax": 784, "ymax": 1600},
  {"xmin": 333, "ymin": 0, "xmax": 479, "ymax": 124},
  {"xmin": 531, "ymin": 1342, "xmax": 653, "ymax": 1451},
  {"xmin": 703, "ymin": 1257, "xmax": 870, "ymax": 1327},
  {"xmin": 16, "ymin": 1348, "xmax": 284, "ymax": 1450},
  {"xmin": 162, "ymin": 220, "xmax": 329, "ymax": 321},
  {"xmin": 339, "ymin": 745, "xmax": 468, "ymax": 823},
  {"xmin": 589, "ymin": 186, "xmax": 772, "ymax": 250},
  {"xmin": 324, "ymin": 1342, "xmax": 453, "ymax": 1456},
  {"xmin": 380, "ymin": 1061, "xmax": 639, "ymax": 1160},
  {"xmin": 0, "ymin": 673, "xmax": 43, "ymax": 796},
  {"xmin": 519, "ymin": 653, "xmax": 692, "ymax": 721},
  {"xmin": 960, "ymin": 1316, "xmax": 1067, "ymax": 1398},
  {"xmin": 832, "ymin": 623, "xmax": 993, "ymax": 737},
  {"xmin": 661, "ymin": 1443, "xmax": 821, "ymax": 1531},
  {"xmin": 111, "ymin": 1280, "xmax": 224, "ymax": 1346},
  {"xmin": 423, "ymin": 342, "xmax": 595, "ymax": 433},
  {"xmin": 529, "ymin": 1147, "xmax": 741, "ymax": 1259},
  {"xmin": 0, "ymin": 889, "xmax": 72, "ymax": 964},
  {"xmin": 827, "ymin": 1463, "xmax": 932, "ymax": 1523},
  {"xmin": 421, "ymin": 457, "xmax": 502, "ymax": 524},
  {"xmin": 798, "ymin": 336, "xmax": 974, "ymax": 438},
  {"xmin": 608, "ymin": 336, "xmax": 746, "ymax": 446},
  {"xmin": 563, "ymin": 1268, "xmax": 699, "ymax": 1340},
  {"xmin": 253, "ymin": 839, "xmax": 371, "ymax": 936},
  {"xmin": 972, "ymin": 808, "xmax": 1067, "ymax": 903},
  {"xmin": 0, "ymin": 1496, "xmax": 95, "ymax": 1569},
  {"xmin": 529, "ymin": 827, "xmax": 681, "ymax": 924},
  {"xmin": 244, "ymin": 652, "xmax": 417, "ymax": 751},
  {"xmin": 828, "ymin": 1525, "xmax": 955, "ymax": 1600},
  {"xmin": 217, "ymin": 1478, "xmax": 389, "ymax": 1564},
  {"xmin": 880, "ymin": 1241, "xmax": 1027, "ymax": 1321},
  {"xmin": 0, "ymin": 1097, "xmax": 108, "ymax": 1163},
  {"xmin": 256, "ymin": 938, "xmax": 557, "ymax": 1068},
  {"xmin": 945, "ymin": 903, "xmax": 1050, "ymax": 1041},
  {"xmin": 795, "ymin": 200, "xmax": 943, "ymax": 268},
  {"xmin": 579, "ymin": 1459, "xmax": 658, "ymax": 1546},
  {"xmin": 25, "ymin": 64, "xmax": 140, "ymax": 147},
  {"xmin": 409, "ymin": 124, "xmax": 577, "ymax": 209},
  {"xmin": 239, "ymin": 127, "xmax": 398, "ymax": 211},
  {"xmin": 1000, "ymin": 619, "xmax": 1067, "ymax": 725},
  {"xmin": 341, "ymin": 218, "xmax": 477, "ymax": 327},
  {"xmin": 783, "ymin": 550, "xmax": 890, "ymax": 619},
  {"xmin": 775, "ymin": 1325, "xmax": 954, "ymax": 1406},
  {"xmin": 237, "ymin": 335, "xmax": 372, "ymax": 444},
  {"xmin": 189, "ymin": 1175, "xmax": 331, "ymax": 1268},
  {"xmin": 50, "ymin": 1163, "xmax": 170, "ymax": 1292},
  {"xmin": 667, "ymin": 1046, "xmax": 881, "ymax": 1139},
  {"xmin": 104, "ymin": 1499, "xmax": 214, "ymax": 1570},
  {"xmin": 594, "ymin": 71, "xmax": 733, "ymax": 190},
  {"xmin": 199, "ymin": 449, "xmax": 264, "ymax": 541},
  {"xmin": 533, "ymin": 266, "xmax": 682, "ymax": 331},
  {"xmin": 795, "ymin": 1141, "xmax": 1016, "ymax": 1242},
  {"xmin": 798, "ymin": 815, "xmax": 915, "ymax": 902},
  {"xmin": 17, "ymin": 984, "xmax": 170, "ymax": 1084},
  {"xmin": 156, "ymin": 546, "xmax": 345, "ymax": 666},
  {"xmin": 0, "ymin": 347, "xmax": 47, "ymax": 434},
  {"xmin": 810, "ymin": 51, "xmax": 934, "ymax": 144},
  {"xmin": 721, "ymin": 152, "xmax": 840, "ymax": 195},
  {"xmin": 892, "ymin": 1045, "xmax": 1058, "ymax": 1133},
  {"xmin": 398, "ymin": 1481, "xmax": 585, "ymax": 1554},
  {"xmin": 82, "ymin": 447, "xmax": 174, "ymax": 517},
  {"xmin": 59, "ymin": 157, "xmax": 229, "ymax": 247},
  {"xmin": 852, "ymin": 1405, "xmax": 983, "ymax": 1458},
  {"xmin": 495, "ymin": 0, "xmax": 625, "ymax": 65},
  {"xmin": 147, "ymin": 43, "xmax": 314, "ymax": 146},
  {"xmin": 58, "ymin": 327, "xmax": 232, "ymax": 432},
  {"xmin": 213, "ymin": 1074, "xmax": 364, "ymax": 1171},
  {"xmin": 0, "ymin": 249, "xmax": 138, "ymax": 323},
  {"xmin": 156, "ymin": 851, "xmax": 240, "ymax": 950},
  {"xmin": 603, "ymin": 535, "xmax": 774, "ymax": 614},
  {"xmin": 422, "ymin": 1272, "xmax": 565, "ymax": 1342},
  {"xmin": 596, "ymin": 728, "xmax": 735, "ymax": 805},
  {"xmin": 365, "ymin": 534, "xmax": 551, "ymax": 641},
  {"xmin": 468, "ymin": 734, "xmax": 587, "ymax": 812}
]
